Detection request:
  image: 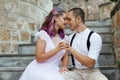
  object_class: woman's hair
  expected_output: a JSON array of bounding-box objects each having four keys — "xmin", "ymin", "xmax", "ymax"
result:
[{"xmin": 39, "ymin": 7, "xmax": 65, "ymax": 39}]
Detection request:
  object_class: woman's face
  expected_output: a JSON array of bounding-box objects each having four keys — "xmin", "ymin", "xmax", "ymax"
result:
[{"xmin": 55, "ymin": 13, "xmax": 67, "ymax": 30}]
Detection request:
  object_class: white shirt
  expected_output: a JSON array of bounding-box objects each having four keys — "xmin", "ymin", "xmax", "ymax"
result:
[{"xmin": 68, "ymin": 28, "xmax": 102, "ymax": 69}]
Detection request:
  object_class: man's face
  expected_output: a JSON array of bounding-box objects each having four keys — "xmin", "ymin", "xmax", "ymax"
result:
[{"xmin": 66, "ymin": 11, "xmax": 77, "ymax": 31}]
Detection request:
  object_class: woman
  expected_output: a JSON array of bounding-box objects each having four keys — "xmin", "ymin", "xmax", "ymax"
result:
[{"xmin": 19, "ymin": 7, "xmax": 68, "ymax": 80}]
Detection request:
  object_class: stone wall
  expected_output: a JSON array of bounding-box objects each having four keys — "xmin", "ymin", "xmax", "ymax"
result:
[
  {"xmin": 111, "ymin": 0, "xmax": 120, "ymax": 62},
  {"xmin": 0, "ymin": 0, "xmax": 53, "ymax": 54},
  {"xmin": 0, "ymin": 0, "xmax": 117, "ymax": 54},
  {"xmin": 52, "ymin": 0, "xmax": 111, "ymax": 20},
  {"xmin": 99, "ymin": 2, "xmax": 115, "ymax": 20}
]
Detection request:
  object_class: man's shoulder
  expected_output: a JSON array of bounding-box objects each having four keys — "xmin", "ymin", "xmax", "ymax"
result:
[
  {"xmin": 68, "ymin": 33, "xmax": 76, "ymax": 38},
  {"xmin": 92, "ymin": 32, "xmax": 101, "ymax": 38},
  {"xmin": 87, "ymin": 28, "xmax": 100, "ymax": 37},
  {"xmin": 90, "ymin": 31, "xmax": 102, "ymax": 43},
  {"xmin": 87, "ymin": 28, "xmax": 102, "ymax": 40}
]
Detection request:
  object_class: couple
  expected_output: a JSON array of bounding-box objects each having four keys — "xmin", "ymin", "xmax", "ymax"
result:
[{"xmin": 19, "ymin": 7, "xmax": 108, "ymax": 80}]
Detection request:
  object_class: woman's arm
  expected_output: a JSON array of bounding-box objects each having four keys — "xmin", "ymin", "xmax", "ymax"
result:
[
  {"xmin": 59, "ymin": 50, "xmax": 69, "ymax": 72},
  {"xmin": 62, "ymin": 51, "xmax": 69, "ymax": 68},
  {"xmin": 35, "ymin": 37, "xmax": 62, "ymax": 63}
]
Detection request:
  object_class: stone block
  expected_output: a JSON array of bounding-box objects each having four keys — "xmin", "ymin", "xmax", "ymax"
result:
[
  {"xmin": 7, "ymin": 13, "xmax": 18, "ymax": 29},
  {"xmin": 99, "ymin": 2, "xmax": 115, "ymax": 20},
  {"xmin": 20, "ymin": 31, "xmax": 30, "ymax": 41},
  {"xmin": 113, "ymin": 29, "xmax": 120, "ymax": 47},
  {"xmin": 111, "ymin": 16, "xmax": 116, "ymax": 33},
  {"xmin": 1, "ymin": 43, "xmax": 11, "ymax": 54},
  {"xmin": 116, "ymin": 10, "xmax": 120, "ymax": 27},
  {"xmin": 28, "ymin": 22, "xmax": 35, "ymax": 31},
  {"xmin": 111, "ymin": 10, "xmax": 120, "ymax": 33},
  {"xmin": 0, "ymin": 28, "xmax": 11, "ymax": 41},
  {"xmin": 0, "ymin": 0, "xmax": 6, "ymax": 10},
  {"xmin": 0, "ymin": 11, "xmax": 7, "ymax": 26},
  {"xmin": 114, "ymin": 47, "xmax": 120, "ymax": 61}
]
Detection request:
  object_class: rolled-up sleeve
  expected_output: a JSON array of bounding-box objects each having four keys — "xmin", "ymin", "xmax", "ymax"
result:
[{"xmin": 88, "ymin": 33, "xmax": 102, "ymax": 61}]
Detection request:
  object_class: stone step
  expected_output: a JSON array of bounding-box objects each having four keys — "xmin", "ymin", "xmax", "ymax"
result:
[
  {"xmin": 0, "ymin": 54, "xmax": 115, "ymax": 67},
  {"xmin": 31, "ymin": 31, "xmax": 112, "ymax": 43},
  {"xmin": 65, "ymin": 25, "xmax": 111, "ymax": 35},
  {"xmin": 85, "ymin": 19, "xmax": 111, "ymax": 27},
  {"xmin": 101, "ymin": 33, "xmax": 112, "ymax": 43},
  {"xmin": 31, "ymin": 25, "xmax": 112, "ymax": 43},
  {"xmin": 0, "ymin": 67, "xmax": 23, "ymax": 80},
  {"xmin": 101, "ymin": 43, "xmax": 114, "ymax": 54},
  {"xmin": 68, "ymin": 54, "xmax": 115, "ymax": 67},
  {"xmin": 98, "ymin": 54, "xmax": 115, "ymax": 66},
  {"xmin": 99, "ymin": 66, "xmax": 120, "ymax": 80},
  {"xmin": 0, "ymin": 54, "xmax": 35, "ymax": 67},
  {"xmin": 0, "ymin": 66, "xmax": 119, "ymax": 80},
  {"xmin": 17, "ymin": 43, "xmax": 115, "ymax": 66},
  {"xmin": 18, "ymin": 43, "xmax": 114, "ymax": 55}
]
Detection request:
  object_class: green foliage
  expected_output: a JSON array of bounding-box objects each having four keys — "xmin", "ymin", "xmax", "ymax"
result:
[
  {"xmin": 110, "ymin": 0, "xmax": 118, "ymax": 2},
  {"xmin": 117, "ymin": 61, "xmax": 120, "ymax": 67},
  {"xmin": 85, "ymin": 0, "xmax": 88, "ymax": 2}
]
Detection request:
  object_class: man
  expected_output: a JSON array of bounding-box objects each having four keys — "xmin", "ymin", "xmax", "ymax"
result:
[{"xmin": 65, "ymin": 8, "xmax": 108, "ymax": 80}]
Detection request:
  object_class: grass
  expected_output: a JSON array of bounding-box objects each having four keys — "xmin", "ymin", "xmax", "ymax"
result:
[{"xmin": 117, "ymin": 61, "xmax": 120, "ymax": 67}]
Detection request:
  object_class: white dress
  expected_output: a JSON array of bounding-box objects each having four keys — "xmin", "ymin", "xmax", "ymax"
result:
[{"xmin": 19, "ymin": 30, "xmax": 66, "ymax": 80}]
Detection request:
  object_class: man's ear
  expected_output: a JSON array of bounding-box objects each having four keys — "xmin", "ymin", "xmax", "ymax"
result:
[{"xmin": 77, "ymin": 16, "xmax": 82, "ymax": 23}]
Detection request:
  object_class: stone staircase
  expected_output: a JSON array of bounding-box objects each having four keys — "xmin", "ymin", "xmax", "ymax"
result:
[{"xmin": 0, "ymin": 20, "xmax": 120, "ymax": 80}]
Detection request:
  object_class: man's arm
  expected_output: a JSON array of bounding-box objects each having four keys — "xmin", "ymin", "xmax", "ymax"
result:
[
  {"xmin": 69, "ymin": 47, "xmax": 95, "ymax": 68},
  {"xmin": 67, "ymin": 33, "xmax": 102, "ymax": 68}
]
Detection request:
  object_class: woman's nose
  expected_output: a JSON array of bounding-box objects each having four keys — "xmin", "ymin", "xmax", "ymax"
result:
[{"xmin": 64, "ymin": 20, "xmax": 67, "ymax": 24}]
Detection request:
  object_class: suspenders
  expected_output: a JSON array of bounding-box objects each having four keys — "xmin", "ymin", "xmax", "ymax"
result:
[
  {"xmin": 70, "ymin": 31, "xmax": 94, "ymax": 67},
  {"xmin": 87, "ymin": 31, "xmax": 94, "ymax": 51},
  {"xmin": 70, "ymin": 33, "xmax": 76, "ymax": 67}
]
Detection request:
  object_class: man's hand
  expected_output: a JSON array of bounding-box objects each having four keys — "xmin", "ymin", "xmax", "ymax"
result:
[{"xmin": 55, "ymin": 42, "xmax": 69, "ymax": 52}]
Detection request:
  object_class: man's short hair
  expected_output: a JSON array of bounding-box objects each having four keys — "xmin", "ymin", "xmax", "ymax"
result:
[{"xmin": 68, "ymin": 8, "xmax": 85, "ymax": 23}]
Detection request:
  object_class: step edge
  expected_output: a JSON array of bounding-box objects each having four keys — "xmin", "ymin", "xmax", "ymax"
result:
[
  {"xmin": 0, "ymin": 66, "xmax": 119, "ymax": 72},
  {"xmin": 0, "ymin": 54, "xmax": 35, "ymax": 57},
  {"xmin": 0, "ymin": 52, "xmax": 114, "ymax": 57}
]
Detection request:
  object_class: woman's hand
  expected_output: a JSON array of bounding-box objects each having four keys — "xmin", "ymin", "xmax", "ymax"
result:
[
  {"xmin": 55, "ymin": 42, "xmax": 69, "ymax": 52},
  {"xmin": 59, "ymin": 67, "xmax": 69, "ymax": 72}
]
